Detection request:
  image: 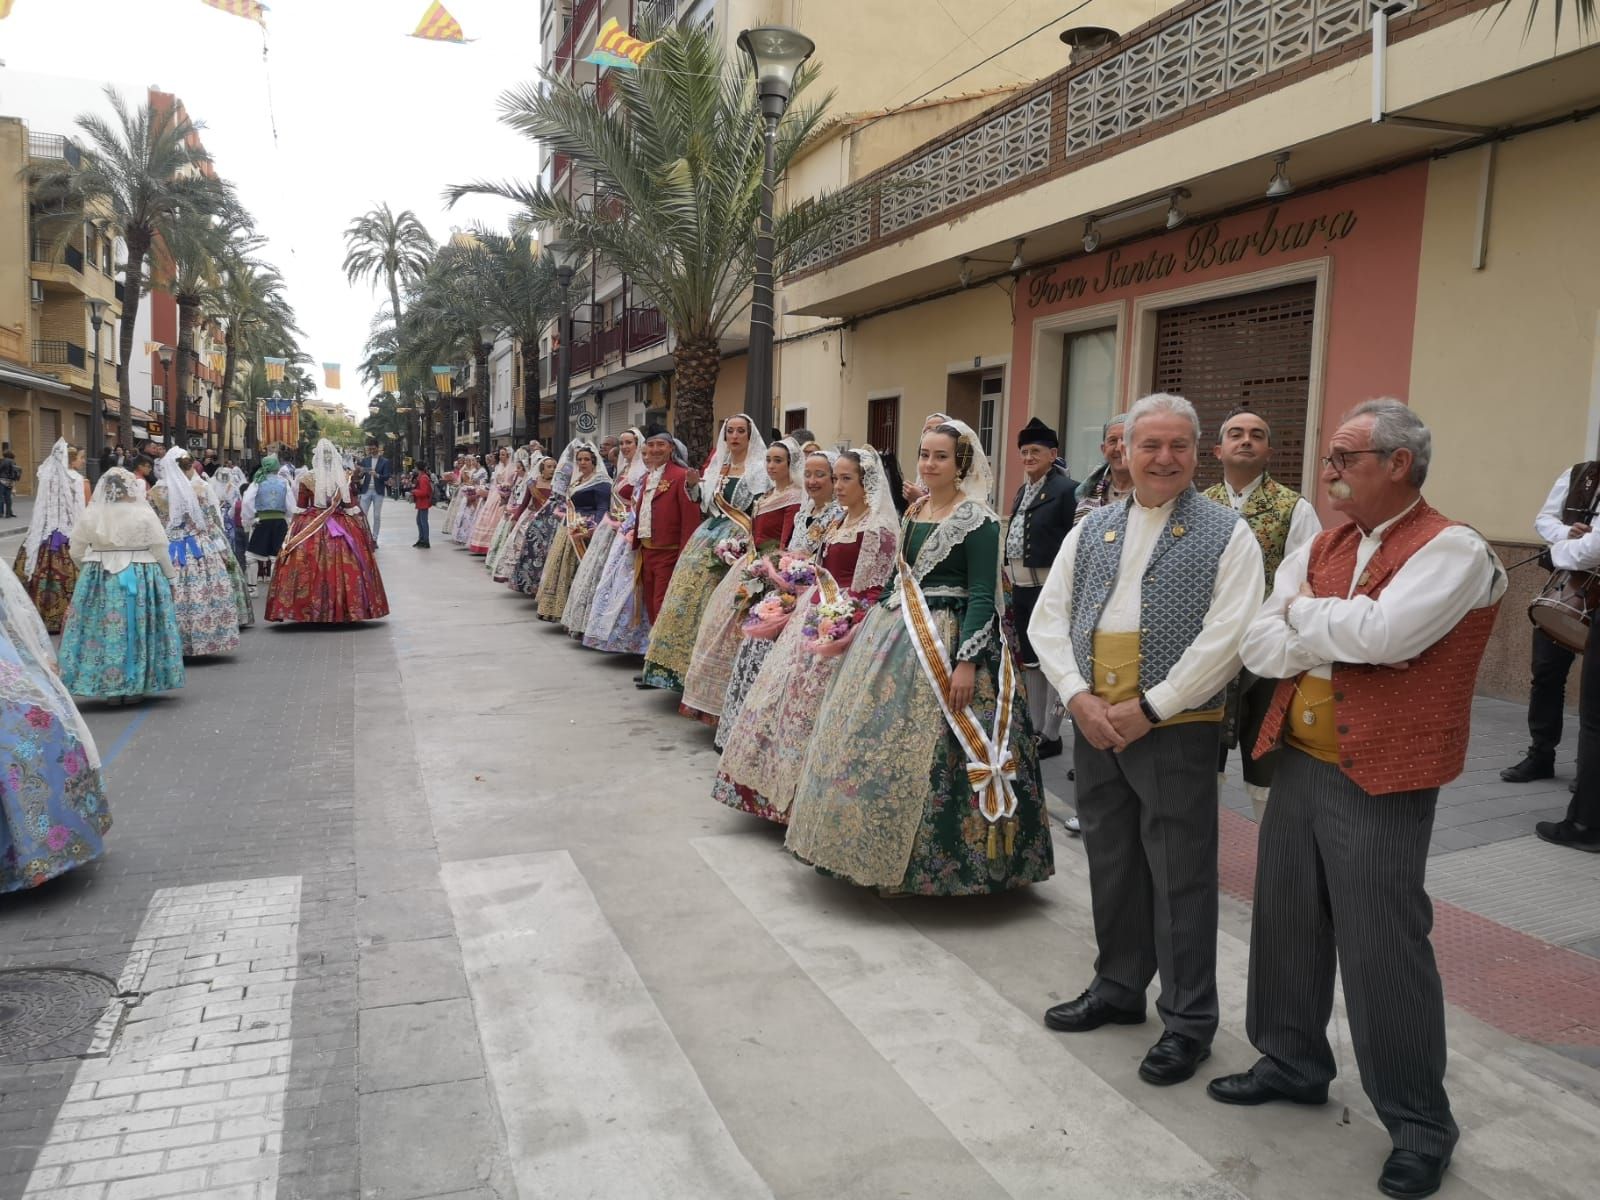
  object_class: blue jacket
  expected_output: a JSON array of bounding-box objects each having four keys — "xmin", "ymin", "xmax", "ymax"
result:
[{"xmin": 356, "ymin": 454, "xmax": 391, "ymax": 493}]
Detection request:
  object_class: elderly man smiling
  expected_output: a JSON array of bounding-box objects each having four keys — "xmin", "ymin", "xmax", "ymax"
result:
[{"xmin": 1030, "ymin": 392, "xmax": 1263, "ymax": 1087}]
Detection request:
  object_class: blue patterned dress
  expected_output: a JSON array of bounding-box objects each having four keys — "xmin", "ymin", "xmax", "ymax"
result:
[
  {"xmin": 59, "ymin": 562, "xmax": 185, "ymax": 701},
  {"xmin": 149, "ymin": 485, "xmax": 241, "ymax": 657}
]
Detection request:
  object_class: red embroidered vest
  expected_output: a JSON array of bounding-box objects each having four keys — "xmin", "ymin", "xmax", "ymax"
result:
[{"xmin": 1255, "ymin": 501, "xmax": 1499, "ymax": 795}]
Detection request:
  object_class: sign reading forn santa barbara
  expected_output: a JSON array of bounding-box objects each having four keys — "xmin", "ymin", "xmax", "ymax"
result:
[{"xmin": 1025, "ymin": 204, "xmax": 1359, "ymax": 309}]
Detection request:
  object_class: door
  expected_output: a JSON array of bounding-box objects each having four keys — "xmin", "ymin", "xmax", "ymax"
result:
[
  {"xmin": 1152, "ymin": 281, "xmax": 1317, "ymax": 491},
  {"xmin": 867, "ymin": 395, "xmax": 898, "ymax": 454},
  {"xmin": 1057, "ymin": 328, "xmax": 1118, "ymax": 482}
]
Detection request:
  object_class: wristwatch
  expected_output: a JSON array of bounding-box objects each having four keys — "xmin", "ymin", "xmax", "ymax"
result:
[{"xmin": 1137, "ymin": 693, "xmax": 1161, "ymax": 725}]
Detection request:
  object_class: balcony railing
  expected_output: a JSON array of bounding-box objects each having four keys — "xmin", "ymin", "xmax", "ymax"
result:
[
  {"xmin": 791, "ymin": 0, "xmax": 1373, "ymax": 276},
  {"xmin": 28, "ymin": 133, "xmax": 82, "ymax": 168},
  {"xmin": 569, "ymin": 337, "xmax": 595, "ymax": 375},
  {"xmin": 33, "ymin": 340, "xmax": 86, "ymax": 370},
  {"xmin": 626, "ymin": 306, "xmax": 667, "ymax": 353},
  {"xmin": 553, "ymin": 0, "xmax": 597, "ymax": 72},
  {"xmin": 31, "ymin": 240, "xmax": 85, "ymax": 273}
]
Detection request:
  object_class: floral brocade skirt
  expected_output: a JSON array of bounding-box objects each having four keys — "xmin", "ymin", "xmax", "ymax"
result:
[
  {"xmin": 640, "ymin": 515, "xmax": 730, "ymax": 692},
  {"xmin": 468, "ymin": 489, "xmax": 508, "ymax": 553},
  {"xmin": 679, "ymin": 552, "xmax": 757, "ymax": 721},
  {"xmin": 581, "ymin": 530, "xmax": 650, "ymax": 655},
  {"xmin": 452, "ymin": 497, "xmax": 483, "ymax": 544},
  {"xmin": 508, "ymin": 504, "xmax": 561, "ymax": 595},
  {"xmin": 12, "ymin": 536, "xmax": 77, "ymax": 634},
  {"xmin": 167, "ymin": 536, "xmax": 241, "ymax": 657},
  {"xmin": 484, "ymin": 510, "xmax": 521, "ymax": 578},
  {"xmin": 264, "ymin": 507, "xmax": 389, "ymax": 624},
  {"xmin": 560, "ymin": 520, "xmax": 619, "ymax": 636},
  {"xmin": 59, "ymin": 563, "xmax": 186, "ymax": 700},
  {"xmin": 785, "ymin": 603, "xmax": 1054, "ymax": 896},
  {"xmin": 535, "ymin": 525, "xmax": 583, "ymax": 621}
]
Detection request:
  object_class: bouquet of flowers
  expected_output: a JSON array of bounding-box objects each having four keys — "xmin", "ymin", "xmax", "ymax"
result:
[
  {"xmin": 739, "ymin": 552, "xmax": 820, "ymax": 638},
  {"xmin": 801, "ymin": 587, "xmax": 881, "ymax": 658},
  {"xmin": 713, "ymin": 530, "xmax": 751, "ymax": 567}
]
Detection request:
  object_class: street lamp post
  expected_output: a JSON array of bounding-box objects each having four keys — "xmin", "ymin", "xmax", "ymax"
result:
[
  {"xmin": 477, "ymin": 324, "xmax": 496, "ymax": 461},
  {"xmin": 156, "ymin": 344, "xmax": 176, "ymax": 452},
  {"xmin": 423, "ymin": 389, "xmax": 438, "ymax": 474},
  {"xmin": 550, "ymin": 240, "xmax": 581, "ymax": 459},
  {"xmin": 85, "ymin": 296, "xmax": 110, "ymax": 482},
  {"xmin": 738, "ymin": 25, "xmax": 814, "ymax": 441}
]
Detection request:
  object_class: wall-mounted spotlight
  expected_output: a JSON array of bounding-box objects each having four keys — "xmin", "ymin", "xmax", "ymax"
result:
[
  {"xmin": 1265, "ymin": 152, "xmax": 1294, "ymax": 198},
  {"xmin": 1165, "ymin": 190, "xmax": 1187, "ymax": 229},
  {"xmin": 957, "ymin": 256, "xmax": 973, "ymax": 288},
  {"xmin": 1009, "ymin": 239, "xmax": 1026, "ymax": 273},
  {"xmin": 1082, "ymin": 219, "xmax": 1101, "ymax": 253}
]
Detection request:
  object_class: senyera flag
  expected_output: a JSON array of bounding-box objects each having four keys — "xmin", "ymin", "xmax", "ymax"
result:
[
  {"xmin": 257, "ymin": 395, "xmax": 298, "ymax": 448},
  {"xmin": 201, "ymin": 0, "xmax": 268, "ymax": 26},
  {"xmin": 323, "ymin": 363, "xmax": 341, "ymax": 390},
  {"xmin": 431, "ymin": 366, "xmax": 454, "ymax": 394},
  {"xmin": 583, "ymin": 17, "xmax": 658, "ymax": 70},
  {"xmin": 411, "ymin": 1, "xmax": 469, "ymax": 43}
]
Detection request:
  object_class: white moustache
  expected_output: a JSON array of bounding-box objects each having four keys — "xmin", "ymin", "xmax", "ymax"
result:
[{"xmin": 1328, "ymin": 480, "xmax": 1353, "ymax": 500}]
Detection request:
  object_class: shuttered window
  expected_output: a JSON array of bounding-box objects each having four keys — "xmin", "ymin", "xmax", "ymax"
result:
[
  {"xmin": 867, "ymin": 395, "xmax": 899, "ymax": 455},
  {"xmin": 38, "ymin": 407, "xmax": 61, "ymax": 451},
  {"xmin": 1152, "ymin": 281, "xmax": 1316, "ymax": 490}
]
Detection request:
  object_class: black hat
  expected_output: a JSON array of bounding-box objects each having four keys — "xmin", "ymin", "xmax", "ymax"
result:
[{"xmin": 1017, "ymin": 417, "xmax": 1058, "ymax": 450}]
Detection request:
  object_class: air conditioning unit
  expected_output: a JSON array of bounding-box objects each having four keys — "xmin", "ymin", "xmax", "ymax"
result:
[{"xmin": 29, "ymin": 280, "xmax": 44, "ymax": 303}]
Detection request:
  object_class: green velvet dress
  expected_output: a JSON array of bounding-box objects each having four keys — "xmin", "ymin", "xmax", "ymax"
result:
[{"xmin": 786, "ymin": 503, "xmax": 1054, "ymax": 895}]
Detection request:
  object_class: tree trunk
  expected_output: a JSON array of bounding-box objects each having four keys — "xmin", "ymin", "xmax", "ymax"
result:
[
  {"xmin": 175, "ymin": 297, "xmax": 197, "ymax": 453},
  {"xmin": 521, "ymin": 342, "xmax": 540, "ymax": 451},
  {"xmin": 220, "ymin": 331, "xmax": 240, "ymax": 462},
  {"xmin": 474, "ymin": 340, "xmax": 492, "ymax": 460},
  {"xmin": 116, "ymin": 234, "xmax": 149, "ymax": 452},
  {"xmin": 671, "ymin": 337, "xmax": 721, "ymax": 466}
]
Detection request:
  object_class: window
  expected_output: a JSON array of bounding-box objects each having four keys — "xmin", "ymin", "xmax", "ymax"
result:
[
  {"xmin": 867, "ymin": 395, "xmax": 898, "ymax": 454},
  {"xmin": 978, "ymin": 372, "xmax": 1003, "ymax": 458},
  {"xmin": 1058, "ymin": 328, "xmax": 1117, "ymax": 481},
  {"xmin": 784, "ymin": 408, "xmax": 808, "ymax": 435}
]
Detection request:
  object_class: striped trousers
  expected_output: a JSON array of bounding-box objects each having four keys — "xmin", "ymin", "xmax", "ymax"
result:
[
  {"xmin": 1246, "ymin": 747, "xmax": 1458, "ymax": 1158},
  {"xmin": 1075, "ymin": 720, "xmax": 1221, "ymax": 1043}
]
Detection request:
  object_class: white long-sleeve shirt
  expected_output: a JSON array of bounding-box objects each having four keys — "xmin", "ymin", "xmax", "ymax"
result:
[
  {"xmin": 1220, "ymin": 474, "xmax": 1322, "ymax": 563},
  {"xmin": 1031, "ymin": 494, "xmax": 1265, "ymax": 720},
  {"xmin": 240, "ymin": 481, "xmax": 301, "ymax": 531},
  {"xmin": 1535, "ymin": 467, "xmax": 1577, "ymax": 546},
  {"xmin": 1544, "ymin": 465, "xmax": 1600, "ymax": 572},
  {"xmin": 1241, "ymin": 499, "xmax": 1507, "ymax": 682}
]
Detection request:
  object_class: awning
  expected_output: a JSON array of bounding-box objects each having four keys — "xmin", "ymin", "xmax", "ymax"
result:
[{"xmin": 0, "ymin": 361, "xmax": 74, "ymax": 397}]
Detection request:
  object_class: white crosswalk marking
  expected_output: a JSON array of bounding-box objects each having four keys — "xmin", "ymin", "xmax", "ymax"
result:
[
  {"xmin": 23, "ymin": 877, "xmax": 300, "ymax": 1200},
  {"xmin": 442, "ymin": 850, "xmax": 775, "ymax": 1200}
]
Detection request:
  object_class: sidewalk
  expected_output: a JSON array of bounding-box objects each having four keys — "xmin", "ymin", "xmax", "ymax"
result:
[{"xmin": 0, "ymin": 493, "xmax": 29, "ymax": 543}]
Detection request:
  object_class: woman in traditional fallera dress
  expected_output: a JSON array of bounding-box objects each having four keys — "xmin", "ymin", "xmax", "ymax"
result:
[
  {"xmin": 715, "ymin": 448, "xmax": 897, "ymax": 821},
  {"xmin": 492, "ymin": 456, "xmax": 553, "ymax": 584},
  {"xmin": 468, "ymin": 447, "xmax": 515, "ymax": 554},
  {"xmin": 0, "ymin": 562, "xmax": 110, "ymax": 893},
  {"xmin": 483, "ymin": 449, "xmax": 531, "ymax": 573},
  {"xmin": 198, "ymin": 471, "xmax": 253, "ymax": 629},
  {"xmin": 11, "ymin": 439, "xmax": 87, "ymax": 633},
  {"xmin": 640, "ymin": 415, "xmax": 770, "ymax": 692},
  {"xmin": 265, "ymin": 440, "xmax": 390, "ymax": 624},
  {"xmin": 507, "ymin": 456, "xmax": 564, "ymax": 595},
  {"xmin": 681, "ymin": 437, "xmax": 803, "ymax": 723},
  {"xmin": 59, "ymin": 468, "xmax": 185, "ymax": 702},
  {"xmin": 440, "ymin": 456, "xmax": 468, "ymax": 536},
  {"xmin": 535, "ymin": 442, "xmax": 612, "ymax": 621},
  {"xmin": 149, "ymin": 448, "xmax": 240, "ymax": 658},
  {"xmin": 451, "ymin": 457, "xmax": 488, "ymax": 545},
  {"xmin": 582, "ymin": 437, "xmax": 668, "ymax": 657},
  {"xmin": 786, "ymin": 421, "xmax": 1054, "ymax": 895},
  {"xmin": 714, "ymin": 447, "xmax": 841, "ymax": 752},
  {"xmin": 562, "ymin": 428, "xmax": 646, "ymax": 638}
]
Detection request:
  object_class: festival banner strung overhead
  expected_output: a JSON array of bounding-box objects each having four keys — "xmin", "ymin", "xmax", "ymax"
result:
[
  {"xmin": 209, "ymin": 352, "xmax": 227, "ymax": 374},
  {"xmin": 411, "ymin": 1, "xmax": 468, "ymax": 43},
  {"xmin": 323, "ymin": 363, "xmax": 341, "ymax": 390},
  {"xmin": 380, "ymin": 364, "xmax": 400, "ymax": 393},
  {"xmin": 263, "ymin": 356, "xmax": 287, "ymax": 383},
  {"xmin": 583, "ymin": 17, "xmax": 658, "ymax": 70},
  {"xmin": 257, "ymin": 394, "xmax": 298, "ymax": 447},
  {"xmin": 201, "ymin": 0, "xmax": 268, "ymax": 26},
  {"xmin": 431, "ymin": 366, "xmax": 454, "ymax": 394}
]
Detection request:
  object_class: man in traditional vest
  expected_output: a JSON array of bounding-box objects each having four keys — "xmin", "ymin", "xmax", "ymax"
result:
[
  {"xmin": 1073, "ymin": 413, "xmax": 1131, "ymax": 522},
  {"xmin": 631, "ymin": 430, "xmax": 702, "ymax": 688},
  {"xmin": 1008, "ymin": 417, "xmax": 1079, "ymax": 760},
  {"xmin": 1500, "ymin": 454, "xmax": 1600, "ymax": 785},
  {"xmin": 1204, "ymin": 407, "xmax": 1321, "ymax": 816},
  {"xmin": 1031, "ymin": 393, "xmax": 1263, "ymax": 1087},
  {"xmin": 1210, "ymin": 399, "xmax": 1506, "ymax": 1200}
]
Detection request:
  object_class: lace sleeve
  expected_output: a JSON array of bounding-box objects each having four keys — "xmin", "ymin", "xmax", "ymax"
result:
[{"xmin": 851, "ymin": 525, "xmax": 900, "ymax": 593}]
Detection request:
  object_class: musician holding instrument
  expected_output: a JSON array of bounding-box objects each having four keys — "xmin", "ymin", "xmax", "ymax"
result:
[{"xmin": 1501, "ymin": 458, "xmax": 1600, "ymax": 787}]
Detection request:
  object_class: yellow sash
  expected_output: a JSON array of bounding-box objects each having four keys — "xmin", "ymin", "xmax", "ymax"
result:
[
  {"xmin": 1090, "ymin": 631, "xmax": 1224, "ymax": 726},
  {"xmin": 1285, "ymin": 673, "xmax": 1340, "ymax": 763}
]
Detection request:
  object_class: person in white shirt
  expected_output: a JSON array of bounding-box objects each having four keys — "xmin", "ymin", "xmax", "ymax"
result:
[
  {"xmin": 353, "ymin": 439, "xmax": 391, "ymax": 539},
  {"xmin": 1031, "ymin": 392, "xmax": 1263, "ymax": 1088},
  {"xmin": 1209, "ymin": 399, "xmax": 1507, "ymax": 1200},
  {"xmin": 1500, "ymin": 456, "xmax": 1599, "ymax": 785},
  {"xmin": 1204, "ymin": 408, "xmax": 1321, "ymax": 816}
]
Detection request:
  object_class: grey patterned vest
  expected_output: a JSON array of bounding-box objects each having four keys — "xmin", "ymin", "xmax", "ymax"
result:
[{"xmin": 1069, "ymin": 487, "xmax": 1240, "ymax": 713}]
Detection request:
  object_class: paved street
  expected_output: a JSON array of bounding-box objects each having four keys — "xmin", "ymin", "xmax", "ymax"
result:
[{"xmin": 3, "ymin": 508, "xmax": 1599, "ymax": 1200}]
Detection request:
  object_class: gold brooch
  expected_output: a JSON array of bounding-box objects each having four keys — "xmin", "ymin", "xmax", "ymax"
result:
[
  {"xmin": 1104, "ymin": 531, "xmax": 1117, "ymax": 543},
  {"xmin": 1357, "ymin": 571, "xmax": 1370, "ymax": 588},
  {"xmin": 1172, "ymin": 524, "xmax": 1186, "ymax": 538}
]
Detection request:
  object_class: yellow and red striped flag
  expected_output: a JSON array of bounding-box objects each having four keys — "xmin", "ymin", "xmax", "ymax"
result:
[
  {"xmin": 323, "ymin": 363, "xmax": 341, "ymax": 390},
  {"xmin": 431, "ymin": 366, "xmax": 454, "ymax": 394},
  {"xmin": 201, "ymin": 0, "xmax": 268, "ymax": 26},
  {"xmin": 263, "ymin": 355, "xmax": 286, "ymax": 383},
  {"xmin": 379, "ymin": 365, "xmax": 400, "ymax": 393},
  {"xmin": 257, "ymin": 396, "xmax": 298, "ymax": 447},
  {"xmin": 0, "ymin": 2, "xmax": 17, "ymax": 22},
  {"xmin": 411, "ymin": 1, "xmax": 468, "ymax": 43},
  {"xmin": 584, "ymin": 17, "xmax": 658, "ymax": 70}
]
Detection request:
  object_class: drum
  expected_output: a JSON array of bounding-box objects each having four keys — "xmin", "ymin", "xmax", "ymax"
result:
[{"xmin": 1529, "ymin": 569, "xmax": 1600, "ymax": 653}]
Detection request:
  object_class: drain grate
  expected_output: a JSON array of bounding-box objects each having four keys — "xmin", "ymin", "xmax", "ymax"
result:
[{"xmin": 0, "ymin": 967, "xmax": 118, "ymax": 1062}]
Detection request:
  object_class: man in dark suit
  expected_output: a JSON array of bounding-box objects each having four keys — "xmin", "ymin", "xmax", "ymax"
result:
[
  {"xmin": 1008, "ymin": 417, "xmax": 1079, "ymax": 758},
  {"xmin": 353, "ymin": 439, "xmax": 392, "ymax": 540}
]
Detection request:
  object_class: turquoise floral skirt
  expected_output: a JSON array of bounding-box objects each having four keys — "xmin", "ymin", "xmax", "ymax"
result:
[{"xmin": 59, "ymin": 563, "xmax": 186, "ymax": 700}]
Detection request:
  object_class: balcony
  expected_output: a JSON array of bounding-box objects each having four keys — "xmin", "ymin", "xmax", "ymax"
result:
[
  {"xmin": 569, "ymin": 336, "xmax": 595, "ymax": 375},
  {"xmin": 552, "ymin": 0, "xmax": 598, "ymax": 73},
  {"xmin": 33, "ymin": 340, "xmax": 87, "ymax": 370},
  {"xmin": 28, "ymin": 132, "xmax": 82, "ymax": 168},
  {"xmin": 626, "ymin": 306, "xmax": 666, "ymax": 353}
]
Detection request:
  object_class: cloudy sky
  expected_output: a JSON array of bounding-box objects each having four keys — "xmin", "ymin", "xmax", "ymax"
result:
[{"xmin": 1, "ymin": 0, "xmax": 544, "ymax": 416}]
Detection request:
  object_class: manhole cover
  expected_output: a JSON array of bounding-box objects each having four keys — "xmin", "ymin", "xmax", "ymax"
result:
[{"xmin": 0, "ymin": 968, "xmax": 117, "ymax": 1061}]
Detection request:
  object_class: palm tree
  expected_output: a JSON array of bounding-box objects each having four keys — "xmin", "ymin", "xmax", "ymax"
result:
[
  {"xmin": 447, "ymin": 19, "xmax": 852, "ymax": 461},
  {"xmin": 29, "ymin": 87, "xmax": 229, "ymax": 449},
  {"xmin": 343, "ymin": 203, "xmax": 435, "ymax": 349},
  {"xmin": 1506, "ymin": 0, "xmax": 1596, "ymax": 35},
  {"xmin": 214, "ymin": 257, "xmax": 299, "ymax": 457}
]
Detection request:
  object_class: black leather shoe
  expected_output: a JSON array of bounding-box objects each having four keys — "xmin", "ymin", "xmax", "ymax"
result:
[
  {"xmin": 1137, "ymin": 1031, "xmax": 1210, "ymax": 1086},
  {"xmin": 1206, "ymin": 1070, "xmax": 1328, "ymax": 1106},
  {"xmin": 1043, "ymin": 990, "xmax": 1145, "ymax": 1033},
  {"xmin": 1377, "ymin": 1149, "xmax": 1450, "ymax": 1199},
  {"xmin": 1535, "ymin": 819, "xmax": 1600, "ymax": 853},
  {"xmin": 1500, "ymin": 753, "xmax": 1555, "ymax": 783},
  {"xmin": 634, "ymin": 681, "xmax": 654, "ymax": 690},
  {"xmin": 632, "ymin": 674, "xmax": 644, "ymax": 683},
  {"xmin": 1037, "ymin": 737, "xmax": 1063, "ymax": 760}
]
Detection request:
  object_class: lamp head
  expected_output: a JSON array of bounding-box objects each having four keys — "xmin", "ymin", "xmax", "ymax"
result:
[
  {"xmin": 739, "ymin": 25, "xmax": 815, "ymax": 117},
  {"xmin": 85, "ymin": 295, "xmax": 110, "ymax": 326},
  {"xmin": 1082, "ymin": 219, "xmax": 1101, "ymax": 254},
  {"xmin": 1266, "ymin": 152, "xmax": 1294, "ymax": 198},
  {"xmin": 156, "ymin": 344, "xmax": 174, "ymax": 367}
]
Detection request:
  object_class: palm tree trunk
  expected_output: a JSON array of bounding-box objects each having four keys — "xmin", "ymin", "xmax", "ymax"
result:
[
  {"xmin": 671, "ymin": 337, "xmax": 721, "ymax": 466},
  {"xmin": 220, "ymin": 332, "xmax": 239, "ymax": 460},
  {"xmin": 521, "ymin": 342, "xmax": 540, "ymax": 450},
  {"xmin": 175, "ymin": 298, "xmax": 197, "ymax": 453},
  {"xmin": 474, "ymin": 340, "xmax": 492, "ymax": 460},
  {"xmin": 116, "ymin": 234, "xmax": 149, "ymax": 452}
]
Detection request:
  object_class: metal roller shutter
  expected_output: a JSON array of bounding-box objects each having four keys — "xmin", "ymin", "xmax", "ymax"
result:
[{"xmin": 1152, "ymin": 281, "xmax": 1316, "ymax": 492}]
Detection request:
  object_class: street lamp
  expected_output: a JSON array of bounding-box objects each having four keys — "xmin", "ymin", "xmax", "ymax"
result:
[
  {"xmin": 738, "ymin": 24, "xmax": 814, "ymax": 440},
  {"xmin": 549, "ymin": 239, "xmax": 582, "ymax": 458},
  {"xmin": 423, "ymin": 388, "xmax": 439, "ymax": 473},
  {"xmin": 477, "ymin": 323, "xmax": 496, "ymax": 461},
  {"xmin": 84, "ymin": 295, "xmax": 110, "ymax": 481},
  {"xmin": 156, "ymin": 343, "xmax": 175, "ymax": 452}
]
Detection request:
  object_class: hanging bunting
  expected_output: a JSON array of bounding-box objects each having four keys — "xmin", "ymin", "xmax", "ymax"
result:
[
  {"xmin": 257, "ymin": 394, "xmax": 298, "ymax": 447},
  {"xmin": 144, "ymin": 341, "xmax": 162, "ymax": 359},
  {"xmin": 431, "ymin": 365, "xmax": 454, "ymax": 394},
  {"xmin": 379, "ymin": 364, "xmax": 400, "ymax": 393},
  {"xmin": 263, "ymin": 355, "xmax": 286, "ymax": 383},
  {"xmin": 411, "ymin": 1, "xmax": 469, "ymax": 43},
  {"xmin": 209, "ymin": 352, "xmax": 227, "ymax": 374},
  {"xmin": 583, "ymin": 17, "xmax": 658, "ymax": 70},
  {"xmin": 323, "ymin": 363, "xmax": 341, "ymax": 390},
  {"xmin": 201, "ymin": 0, "xmax": 268, "ymax": 25}
]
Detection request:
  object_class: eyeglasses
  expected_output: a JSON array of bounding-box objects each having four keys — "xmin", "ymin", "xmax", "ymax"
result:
[{"xmin": 1321, "ymin": 448, "xmax": 1388, "ymax": 473}]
